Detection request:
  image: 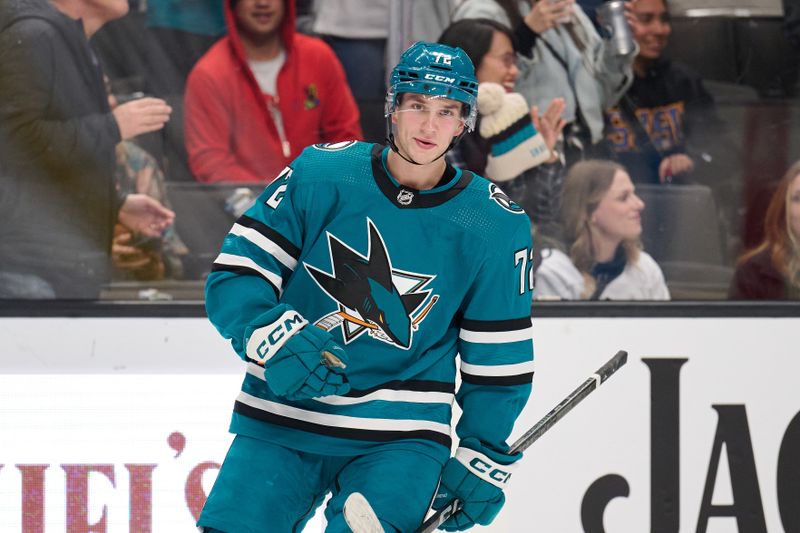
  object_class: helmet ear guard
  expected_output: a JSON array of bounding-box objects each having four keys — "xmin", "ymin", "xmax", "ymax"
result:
[{"xmin": 384, "ymin": 42, "xmax": 479, "ymax": 164}]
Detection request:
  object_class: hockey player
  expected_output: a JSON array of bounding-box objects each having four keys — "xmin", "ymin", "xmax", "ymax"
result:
[{"xmin": 198, "ymin": 41, "xmax": 535, "ymax": 532}]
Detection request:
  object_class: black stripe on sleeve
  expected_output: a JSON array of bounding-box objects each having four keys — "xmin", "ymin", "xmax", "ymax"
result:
[
  {"xmin": 210, "ymin": 264, "xmax": 280, "ymax": 299},
  {"xmin": 460, "ymin": 371, "xmax": 534, "ymax": 386},
  {"xmin": 236, "ymin": 215, "xmax": 301, "ymax": 259},
  {"xmin": 460, "ymin": 317, "xmax": 532, "ymax": 332},
  {"xmin": 234, "ymin": 401, "xmax": 452, "ymax": 448}
]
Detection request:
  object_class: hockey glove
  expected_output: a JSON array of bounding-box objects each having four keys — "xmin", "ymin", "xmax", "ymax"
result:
[
  {"xmin": 432, "ymin": 447, "xmax": 516, "ymax": 531},
  {"xmin": 245, "ymin": 308, "xmax": 350, "ymax": 401}
]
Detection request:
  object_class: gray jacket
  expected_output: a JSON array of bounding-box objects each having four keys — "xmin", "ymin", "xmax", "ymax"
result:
[{"xmin": 452, "ymin": 0, "xmax": 636, "ymax": 143}]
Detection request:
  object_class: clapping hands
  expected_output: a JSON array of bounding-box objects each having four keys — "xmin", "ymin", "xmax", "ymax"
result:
[{"xmin": 531, "ymin": 97, "xmax": 567, "ymax": 163}]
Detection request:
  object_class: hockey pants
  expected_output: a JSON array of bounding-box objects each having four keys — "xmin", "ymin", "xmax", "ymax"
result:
[{"xmin": 197, "ymin": 434, "xmax": 442, "ymax": 532}]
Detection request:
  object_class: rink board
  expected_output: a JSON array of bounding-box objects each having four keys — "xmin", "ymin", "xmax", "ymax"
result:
[{"xmin": 0, "ymin": 316, "xmax": 797, "ymax": 532}]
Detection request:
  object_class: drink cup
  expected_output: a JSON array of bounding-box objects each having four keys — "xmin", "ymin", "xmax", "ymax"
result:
[
  {"xmin": 549, "ymin": 0, "xmax": 573, "ymax": 24},
  {"xmin": 597, "ymin": 0, "xmax": 635, "ymax": 55}
]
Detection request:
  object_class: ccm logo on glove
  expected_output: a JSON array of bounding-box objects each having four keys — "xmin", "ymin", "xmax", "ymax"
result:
[
  {"xmin": 246, "ymin": 310, "xmax": 308, "ymax": 364},
  {"xmin": 455, "ymin": 448, "xmax": 516, "ymax": 488}
]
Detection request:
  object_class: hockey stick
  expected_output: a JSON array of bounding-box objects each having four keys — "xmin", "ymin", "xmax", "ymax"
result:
[{"xmin": 414, "ymin": 349, "xmax": 628, "ymax": 533}]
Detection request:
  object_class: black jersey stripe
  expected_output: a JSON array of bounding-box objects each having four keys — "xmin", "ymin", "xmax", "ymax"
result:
[
  {"xmin": 460, "ymin": 317, "xmax": 532, "ymax": 332},
  {"xmin": 210, "ymin": 264, "xmax": 280, "ymax": 299},
  {"xmin": 236, "ymin": 215, "xmax": 301, "ymax": 259},
  {"xmin": 234, "ymin": 401, "xmax": 452, "ymax": 448},
  {"xmin": 460, "ymin": 371, "xmax": 534, "ymax": 386},
  {"xmin": 345, "ymin": 379, "xmax": 455, "ymax": 398}
]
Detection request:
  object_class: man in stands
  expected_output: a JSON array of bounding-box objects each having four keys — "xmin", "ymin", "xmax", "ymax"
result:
[
  {"xmin": 184, "ymin": 0, "xmax": 363, "ymax": 184},
  {"xmin": 0, "ymin": 0, "xmax": 174, "ymax": 298}
]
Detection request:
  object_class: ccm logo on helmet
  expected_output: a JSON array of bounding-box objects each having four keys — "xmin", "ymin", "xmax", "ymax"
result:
[{"xmin": 424, "ymin": 73, "xmax": 456, "ymax": 83}]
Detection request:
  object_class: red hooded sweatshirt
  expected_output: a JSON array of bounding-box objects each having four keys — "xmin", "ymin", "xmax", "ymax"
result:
[{"xmin": 184, "ymin": 0, "xmax": 363, "ymax": 183}]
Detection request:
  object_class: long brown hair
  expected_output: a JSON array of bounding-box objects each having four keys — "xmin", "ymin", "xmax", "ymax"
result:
[
  {"xmin": 560, "ymin": 160, "xmax": 641, "ymax": 297},
  {"xmin": 738, "ymin": 161, "xmax": 800, "ymax": 291}
]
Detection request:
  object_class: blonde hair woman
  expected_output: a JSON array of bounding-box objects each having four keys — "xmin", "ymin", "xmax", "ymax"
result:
[
  {"xmin": 534, "ymin": 159, "xmax": 670, "ymax": 300},
  {"xmin": 730, "ymin": 161, "xmax": 800, "ymax": 299}
]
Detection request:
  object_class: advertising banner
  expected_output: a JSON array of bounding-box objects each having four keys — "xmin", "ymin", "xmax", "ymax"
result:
[{"xmin": 1, "ymin": 317, "xmax": 797, "ymax": 532}]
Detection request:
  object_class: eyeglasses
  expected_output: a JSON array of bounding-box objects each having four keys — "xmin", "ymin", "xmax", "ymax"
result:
[
  {"xmin": 394, "ymin": 100, "xmax": 465, "ymax": 128},
  {"xmin": 485, "ymin": 53, "xmax": 517, "ymax": 68}
]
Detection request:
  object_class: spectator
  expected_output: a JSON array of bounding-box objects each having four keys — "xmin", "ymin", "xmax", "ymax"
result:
[
  {"xmin": 184, "ymin": 0, "xmax": 363, "ymax": 184},
  {"xmin": 729, "ymin": 161, "xmax": 800, "ymax": 300},
  {"xmin": 104, "ymin": 81, "xmax": 188, "ymax": 282},
  {"xmin": 452, "ymin": 0, "xmax": 637, "ymax": 165},
  {"xmin": 311, "ymin": 0, "xmax": 389, "ymax": 142},
  {"xmin": 0, "ymin": 0, "xmax": 175, "ymax": 299},
  {"xmin": 439, "ymin": 18, "xmax": 566, "ymax": 237},
  {"xmin": 534, "ymin": 159, "xmax": 670, "ymax": 300},
  {"xmin": 604, "ymin": 0, "xmax": 717, "ymax": 185},
  {"xmin": 312, "ymin": 0, "xmax": 388, "ymax": 102},
  {"xmin": 112, "ymin": 141, "xmax": 189, "ymax": 281}
]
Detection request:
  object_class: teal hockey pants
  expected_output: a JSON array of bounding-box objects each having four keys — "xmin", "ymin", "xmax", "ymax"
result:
[{"xmin": 197, "ymin": 434, "xmax": 442, "ymax": 532}]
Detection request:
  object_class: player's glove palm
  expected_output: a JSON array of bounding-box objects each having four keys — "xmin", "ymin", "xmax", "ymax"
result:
[
  {"xmin": 264, "ymin": 325, "xmax": 350, "ymax": 400},
  {"xmin": 432, "ymin": 447, "xmax": 515, "ymax": 531}
]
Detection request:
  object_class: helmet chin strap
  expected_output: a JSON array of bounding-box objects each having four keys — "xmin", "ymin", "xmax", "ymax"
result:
[{"xmin": 385, "ymin": 114, "xmax": 469, "ymax": 167}]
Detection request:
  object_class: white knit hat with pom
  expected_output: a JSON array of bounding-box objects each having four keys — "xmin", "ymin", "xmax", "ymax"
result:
[{"xmin": 477, "ymin": 82, "xmax": 551, "ymax": 182}]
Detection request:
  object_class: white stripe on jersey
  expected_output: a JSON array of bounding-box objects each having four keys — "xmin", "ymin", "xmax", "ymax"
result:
[
  {"xmin": 246, "ymin": 364, "xmax": 455, "ymax": 406},
  {"xmin": 229, "ymin": 223, "xmax": 298, "ymax": 271},
  {"xmin": 458, "ymin": 326, "xmax": 534, "ymax": 344},
  {"xmin": 236, "ymin": 391, "xmax": 452, "ymax": 435},
  {"xmin": 313, "ymin": 390, "xmax": 455, "ymax": 406},
  {"xmin": 214, "ymin": 253, "xmax": 284, "ymax": 295},
  {"xmin": 460, "ymin": 360, "xmax": 535, "ymax": 377},
  {"xmin": 248, "ymin": 363, "xmax": 267, "ymax": 379}
]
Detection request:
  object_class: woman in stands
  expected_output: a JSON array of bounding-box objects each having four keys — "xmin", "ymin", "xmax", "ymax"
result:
[
  {"xmin": 438, "ymin": 18, "xmax": 566, "ymax": 238},
  {"xmin": 451, "ymin": 0, "xmax": 637, "ymax": 165},
  {"xmin": 535, "ymin": 159, "xmax": 670, "ymax": 300},
  {"xmin": 730, "ymin": 161, "xmax": 800, "ymax": 299}
]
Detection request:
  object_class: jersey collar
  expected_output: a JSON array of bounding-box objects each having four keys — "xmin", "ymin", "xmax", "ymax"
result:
[{"xmin": 371, "ymin": 144, "xmax": 474, "ymax": 209}]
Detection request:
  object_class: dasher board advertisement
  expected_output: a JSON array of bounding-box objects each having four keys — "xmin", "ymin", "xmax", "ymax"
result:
[{"xmin": 0, "ymin": 317, "xmax": 797, "ymax": 532}]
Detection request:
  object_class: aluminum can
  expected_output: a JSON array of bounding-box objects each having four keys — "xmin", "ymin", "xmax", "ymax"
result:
[{"xmin": 597, "ymin": 1, "xmax": 635, "ymax": 55}]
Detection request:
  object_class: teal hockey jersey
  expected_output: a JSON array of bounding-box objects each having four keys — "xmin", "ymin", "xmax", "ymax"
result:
[{"xmin": 205, "ymin": 141, "xmax": 535, "ymax": 465}]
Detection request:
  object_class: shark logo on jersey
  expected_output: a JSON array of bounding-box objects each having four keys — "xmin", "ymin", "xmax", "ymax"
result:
[
  {"xmin": 304, "ymin": 219, "xmax": 439, "ymax": 349},
  {"xmin": 489, "ymin": 183, "xmax": 524, "ymax": 214}
]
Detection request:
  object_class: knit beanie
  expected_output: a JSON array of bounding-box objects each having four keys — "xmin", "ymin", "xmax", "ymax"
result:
[{"xmin": 478, "ymin": 82, "xmax": 551, "ymax": 182}]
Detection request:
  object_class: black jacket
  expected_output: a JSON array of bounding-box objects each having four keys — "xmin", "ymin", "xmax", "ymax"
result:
[
  {"xmin": 604, "ymin": 58, "xmax": 716, "ymax": 184},
  {"xmin": 0, "ymin": 0, "xmax": 122, "ymax": 297},
  {"xmin": 729, "ymin": 248, "xmax": 797, "ymax": 300}
]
